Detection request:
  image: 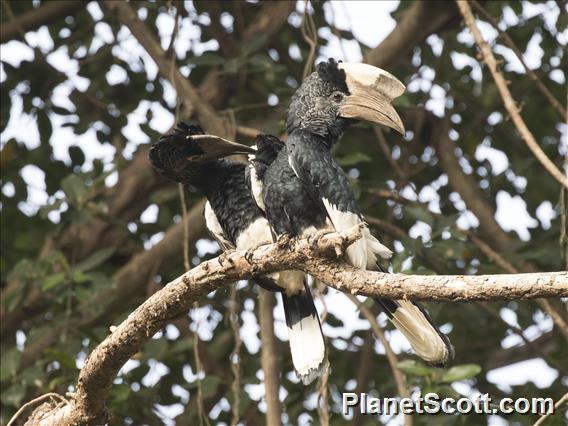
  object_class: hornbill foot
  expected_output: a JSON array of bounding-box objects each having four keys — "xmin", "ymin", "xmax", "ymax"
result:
[
  {"xmin": 217, "ymin": 251, "xmax": 235, "ymax": 267},
  {"xmin": 276, "ymin": 233, "xmax": 291, "ymax": 248},
  {"xmin": 308, "ymin": 227, "xmax": 335, "ymax": 251},
  {"xmin": 243, "ymin": 240, "xmax": 270, "ymax": 264},
  {"xmin": 244, "ymin": 249, "xmax": 255, "ymax": 265}
]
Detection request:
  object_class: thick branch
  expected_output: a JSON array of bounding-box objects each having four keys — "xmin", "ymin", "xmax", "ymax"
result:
[
  {"xmin": 365, "ymin": 1, "xmax": 461, "ymax": 68},
  {"xmin": 456, "ymin": 0, "xmax": 568, "ymax": 190},
  {"xmin": 22, "ymin": 228, "xmax": 568, "ymax": 424},
  {"xmin": 434, "ymin": 120, "xmax": 514, "ymax": 251},
  {"xmin": 0, "ymin": 1, "xmax": 87, "ymax": 43},
  {"xmin": 103, "ymin": 1, "xmax": 228, "ymax": 137}
]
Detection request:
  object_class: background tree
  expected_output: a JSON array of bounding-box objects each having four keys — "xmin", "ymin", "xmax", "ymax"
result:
[{"xmin": 1, "ymin": 1, "xmax": 566, "ymax": 425}]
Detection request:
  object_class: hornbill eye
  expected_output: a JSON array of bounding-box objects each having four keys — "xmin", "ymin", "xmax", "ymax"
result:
[{"xmin": 331, "ymin": 92, "xmax": 343, "ymax": 103}]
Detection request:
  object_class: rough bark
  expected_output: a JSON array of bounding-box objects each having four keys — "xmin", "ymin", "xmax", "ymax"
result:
[{"xmin": 18, "ymin": 227, "xmax": 568, "ymax": 425}]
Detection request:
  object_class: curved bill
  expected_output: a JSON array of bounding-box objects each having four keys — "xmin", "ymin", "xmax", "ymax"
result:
[
  {"xmin": 188, "ymin": 134, "xmax": 256, "ymax": 161},
  {"xmin": 338, "ymin": 62, "xmax": 406, "ymax": 134}
]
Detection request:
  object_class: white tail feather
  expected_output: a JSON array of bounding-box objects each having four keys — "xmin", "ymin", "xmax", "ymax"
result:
[
  {"xmin": 288, "ymin": 314, "xmax": 327, "ymax": 385},
  {"xmin": 389, "ymin": 300, "xmax": 450, "ymax": 364}
]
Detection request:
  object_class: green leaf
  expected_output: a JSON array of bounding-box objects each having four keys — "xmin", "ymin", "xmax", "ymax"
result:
[
  {"xmin": 0, "ymin": 348, "xmax": 21, "ymax": 381},
  {"xmin": 109, "ymin": 383, "xmax": 131, "ymax": 403},
  {"xmin": 440, "ymin": 364, "xmax": 482, "ymax": 383},
  {"xmin": 396, "ymin": 359, "xmax": 436, "ymax": 377},
  {"xmin": 7, "ymin": 259, "xmax": 38, "ymax": 282},
  {"xmin": 186, "ymin": 375, "xmax": 221, "ymax": 398},
  {"xmin": 190, "ymin": 53, "xmax": 225, "ymax": 67},
  {"xmin": 61, "ymin": 174, "xmax": 87, "ymax": 207},
  {"xmin": 0, "ymin": 382, "xmax": 26, "ymax": 407},
  {"xmin": 44, "ymin": 349, "xmax": 77, "ymax": 370},
  {"xmin": 403, "ymin": 205, "xmax": 434, "ymax": 227},
  {"xmin": 68, "ymin": 145, "xmax": 85, "ymax": 167},
  {"xmin": 241, "ymin": 35, "xmax": 267, "ymax": 57},
  {"xmin": 337, "ymin": 152, "xmax": 372, "ymax": 167},
  {"xmin": 74, "ymin": 247, "xmax": 115, "ymax": 273},
  {"xmin": 42, "ymin": 271, "xmax": 67, "ymax": 291}
]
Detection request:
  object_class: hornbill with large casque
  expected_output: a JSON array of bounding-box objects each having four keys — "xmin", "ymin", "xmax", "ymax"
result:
[
  {"xmin": 257, "ymin": 59, "xmax": 454, "ymax": 366},
  {"xmin": 148, "ymin": 124, "xmax": 327, "ymax": 385}
]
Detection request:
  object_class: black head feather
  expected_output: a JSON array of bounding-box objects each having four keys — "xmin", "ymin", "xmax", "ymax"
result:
[
  {"xmin": 251, "ymin": 134, "xmax": 284, "ymax": 180},
  {"xmin": 286, "ymin": 58, "xmax": 351, "ymax": 141},
  {"xmin": 315, "ymin": 58, "xmax": 348, "ymax": 94},
  {"xmin": 149, "ymin": 122, "xmax": 207, "ymax": 183}
]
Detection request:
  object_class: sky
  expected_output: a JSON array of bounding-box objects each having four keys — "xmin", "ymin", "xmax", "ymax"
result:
[{"xmin": 0, "ymin": 1, "xmax": 565, "ymax": 425}]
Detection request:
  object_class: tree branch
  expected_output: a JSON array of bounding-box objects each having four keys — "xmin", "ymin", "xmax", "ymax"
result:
[
  {"xmin": 365, "ymin": 1, "xmax": 461, "ymax": 68},
  {"xmin": 0, "ymin": 1, "xmax": 88, "ymax": 43},
  {"xmin": 17, "ymin": 199, "xmax": 207, "ymax": 372},
  {"xmin": 470, "ymin": 0, "xmax": 567, "ymax": 121},
  {"xmin": 19, "ymin": 227, "xmax": 568, "ymax": 424},
  {"xmin": 103, "ymin": 1, "xmax": 228, "ymax": 137},
  {"xmin": 258, "ymin": 290, "xmax": 282, "ymax": 426},
  {"xmin": 347, "ymin": 295, "xmax": 412, "ymax": 426},
  {"xmin": 456, "ymin": 0, "xmax": 568, "ymax": 190}
]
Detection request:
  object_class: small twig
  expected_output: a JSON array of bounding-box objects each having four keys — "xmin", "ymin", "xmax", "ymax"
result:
[
  {"xmin": 477, "ymin": 303, "xmax": 568, "ymax": 375},
  {"xmin": 327, "ymin": 2, "xmax": 349, "ymax": 61},
  {"xmin": 532, "ymin": 392, "xmax": 568, "ymax": 426},
  {"xmin": 373, "ymin": 127, "xmax": 407, "ymax": 180},
  {"xmin": 7, "ymin": 393, "xmax": 67, "ymax": 426},
  {"xmin": 561, "ymin": 186, "xmax": 567, "ymax": 270},
  {"xmin": 314, "ymin": 281, "xmax": 330, "ymax": 426},
  {"xmin": 456, "ymin": 1, "xmax": 568, "ymax": 190},
  {"xmin": 179, "ymin": 185, "xmax": 209, "ymax": 426},
  {"xmin": 300, "ymin": 0, "xmax": 318, "ymax": 81},
  {"xmin": 468, "ymin": 233, "xmax": 517, "ymax": 274},
  {"xmin": 468, "ymin": 232, "xmax": 568, "ymax": 341},
  {"xmin": 236, "ymin": 125, "xmax": 261, "ymax": 139},
  {"xmin": 258, "ymin": 290, "xmax": 282, "ymax": 425},
  {"xmin": 470, "ymin": 0, "xmax": 567, "ymax": 121},
  {"xmin": 166, "ymin": 4, "xmax": 180, "ymax": 58},
  {"xmin": 347, "ymin": 295, "xmax": 412, "ymax": 426},
  {"xmin": 229, "ymin": 287, "xmax": 242, "ymax": 426}
]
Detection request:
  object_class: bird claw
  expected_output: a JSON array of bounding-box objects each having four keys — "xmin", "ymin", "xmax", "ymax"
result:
[
  {"xmin": 276, "ymin": 233, "xmax": 291, "ymax": 247},
  {"xmin": 309, "ymin": 228, "xmax": 334, "ymax": 251},
  {"xmin": 244, "ymin": 248, "xmax": 255, "ymax": 264},
  {"xmin": 218, "ymin": 251, "xmax": 234, "ymax": 267}
]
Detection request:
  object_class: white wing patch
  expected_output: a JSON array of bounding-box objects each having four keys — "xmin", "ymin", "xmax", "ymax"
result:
[
  {"xmin": 248, "ymin": 164, "xmax": 265, "ymax": 212},
  {"xmin": 204, "ymin": 202, "xmax": 234, "ymax": 249},
  {"xmin": 235, "ymin": 216, "xmax": 273, "ymax": 250},
  {"xmin": 322, "ymin": 198, "xmax": 392, "ymax": 269}
]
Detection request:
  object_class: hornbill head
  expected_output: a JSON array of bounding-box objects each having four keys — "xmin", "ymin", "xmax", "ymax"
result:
[
  {"xmin": 152, "ymin": 122, "xmax": 255, "ymax": 166},
  {"xmin": 286, "ymin": 58, "xmax": 405, "ymax": 140}
]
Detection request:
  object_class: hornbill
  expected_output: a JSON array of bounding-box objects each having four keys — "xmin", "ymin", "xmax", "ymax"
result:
[
  {"xmin": 257, "ymin": 59, "xmax": 454, "ymax": 366},
  {"xmin": 148, "ymin": 124, "xmax": 327, "ymax": 384}
]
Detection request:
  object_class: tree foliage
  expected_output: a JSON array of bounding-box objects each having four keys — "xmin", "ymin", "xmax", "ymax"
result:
[{"xmin": 1, "ymin": 1, "xmax": 566, "ymax": 425}]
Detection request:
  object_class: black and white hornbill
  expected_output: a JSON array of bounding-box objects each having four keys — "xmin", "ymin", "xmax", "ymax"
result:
[
  {"xmin": 258, "ymin": 59, "xmax": 454, "ymax": 366},
  {"xmin": 148, "ymin": 124, "xmax": 327, "ymax": 384}
]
